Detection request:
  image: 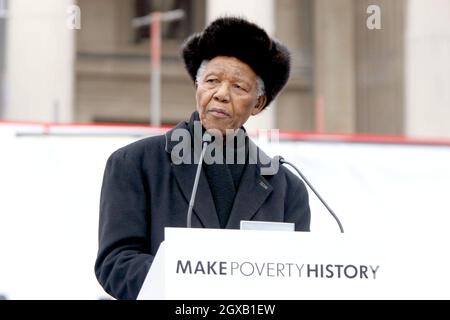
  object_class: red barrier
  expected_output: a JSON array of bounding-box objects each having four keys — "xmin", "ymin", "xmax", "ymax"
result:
[{"xmin": 1, "ymin": 120, "xmax": 450, "ymax": 146}]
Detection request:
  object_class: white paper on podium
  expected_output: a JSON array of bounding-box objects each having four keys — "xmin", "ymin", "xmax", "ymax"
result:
[
  {"xmin": 138, "ymin": 228, "xmax": 450, "ymax": 300},
  {"xmin": 137, "ymin": 242, "xmax": 166, "ymax": 300}
]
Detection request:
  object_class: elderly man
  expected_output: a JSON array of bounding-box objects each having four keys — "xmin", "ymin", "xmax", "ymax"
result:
[{"xmin": 95, "ymin": 17, "xmax": 310, "ymax": 300}]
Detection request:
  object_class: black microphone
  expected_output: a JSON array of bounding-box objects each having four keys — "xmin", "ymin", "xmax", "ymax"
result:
[
  {"xmin": 275, "ymin": 156, "xmax": 344, "ymax": 233},
  {"xmin": 186, "ymin": 132, "xmax": 212, "ymax": 228}
]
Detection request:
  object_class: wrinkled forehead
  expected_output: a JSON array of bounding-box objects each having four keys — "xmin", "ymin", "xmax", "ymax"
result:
[{"xmin": 203, "ymin": 56, "xmax": 258, "ymax": 82}]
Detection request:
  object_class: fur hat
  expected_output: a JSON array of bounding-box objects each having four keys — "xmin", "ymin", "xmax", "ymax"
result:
[{"xmin": 181, "ymin": 17, "xmax": 291, "ymax": 108}]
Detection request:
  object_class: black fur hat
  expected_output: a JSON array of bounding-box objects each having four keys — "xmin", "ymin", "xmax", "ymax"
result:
[{"xmin": 181, "ymin": 17, "xmax": 291, "ymax": 108}]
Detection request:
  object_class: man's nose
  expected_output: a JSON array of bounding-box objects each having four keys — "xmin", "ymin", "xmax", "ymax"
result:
[{"xmin": 213, "ymin": 82, "xmax": 231, "ymax": 103}]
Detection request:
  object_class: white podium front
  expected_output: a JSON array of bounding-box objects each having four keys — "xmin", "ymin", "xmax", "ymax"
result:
[{"xmin": 137, "ymin": 228, "xmax": 450, "ymax": 300}]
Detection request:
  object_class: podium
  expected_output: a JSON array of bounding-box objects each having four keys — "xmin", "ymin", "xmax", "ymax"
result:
[{"xmin": 138, "ymin": 227, "xmax": 450, "ymax": 300}]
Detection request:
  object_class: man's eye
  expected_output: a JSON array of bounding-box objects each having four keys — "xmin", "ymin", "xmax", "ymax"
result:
[
  {"xmin": 234, "ymin": 84, "xmax": 247, "ymax": 91},
  {"xmin": 206, "ymin": 79, "xmax": 218, "ymax": 83}
]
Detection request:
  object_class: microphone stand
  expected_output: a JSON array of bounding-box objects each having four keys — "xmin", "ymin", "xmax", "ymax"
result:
[
  {"xmin": 278, "ymin": 156, "xmax": 345, "ymax": 233},
  {"xmin": 187, "ymin": 137, "xmax": 210, "ymax": 228}
]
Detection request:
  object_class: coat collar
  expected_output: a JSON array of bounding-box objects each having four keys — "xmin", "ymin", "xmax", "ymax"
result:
[
  {"xmin": 164, "ymin": 114, "xmax": 277, "ymax": 175},
  {"xmin": 164, "ymin": 113, "xmax": 277, "ymax": 229}
]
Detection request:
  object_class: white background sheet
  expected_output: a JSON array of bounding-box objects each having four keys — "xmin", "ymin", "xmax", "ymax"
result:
[{"xmin": 0, "ymin": 124, "xmax": 449, "ymax": 299}]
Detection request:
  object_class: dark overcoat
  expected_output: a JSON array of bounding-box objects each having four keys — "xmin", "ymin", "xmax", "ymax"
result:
[{"xmin": 95, "ymin": 116, "xmax": 311, "ymax": 300}]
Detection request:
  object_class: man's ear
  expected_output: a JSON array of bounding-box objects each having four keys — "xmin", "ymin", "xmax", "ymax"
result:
[{"xmin": 251, "ymin": 95, "xmax": 267, "ymax": 116}]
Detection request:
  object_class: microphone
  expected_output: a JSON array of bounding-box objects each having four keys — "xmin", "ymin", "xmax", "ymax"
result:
[
  {"xmin": 186, "ymin": 132, "xmax": 212, "ymax": 228},
  {"xmin": 275, "ymin": 156, "xmax": 344, "ymax": 233}
]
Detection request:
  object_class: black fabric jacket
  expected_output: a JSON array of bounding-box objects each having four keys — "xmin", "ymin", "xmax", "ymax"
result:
[{"xmin": 95, "ymin": 115, "xmax": 311, "ymax": 300}]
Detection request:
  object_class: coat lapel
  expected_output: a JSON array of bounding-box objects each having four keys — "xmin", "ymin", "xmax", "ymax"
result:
[
  {"xmin": 170, "ymin": 163, "xmax": 220, "ymax": 228},
  {"xmin": 225, "ymin": 139, "xmax": 275, "ymax": 229},
  {"xmin": 165, "ymin": 120, "xmax": 220, "ymax": 229},
  {"xmin": 225, "ymin": 163, "xmax": 273, "ymax": 229}
]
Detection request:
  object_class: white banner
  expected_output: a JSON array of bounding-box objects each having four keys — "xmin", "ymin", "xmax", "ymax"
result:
[{"xmin": 0, "ymin": 124, "xmax": 449, "ymax": 299}]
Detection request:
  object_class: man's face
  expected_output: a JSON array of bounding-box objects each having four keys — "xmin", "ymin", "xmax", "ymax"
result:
[{"xmin": 196, "ymin": 56, "xmax": 266, "ymax": 134}]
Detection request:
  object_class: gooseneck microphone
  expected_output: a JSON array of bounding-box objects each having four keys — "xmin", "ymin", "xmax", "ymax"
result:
[
  {"xmin": 276, "ymin": 156, "xmax": 344, "ymax": 233},
  {"xmin": 187, "ymin": 133, "xmax": 212, "ymax": 228}
]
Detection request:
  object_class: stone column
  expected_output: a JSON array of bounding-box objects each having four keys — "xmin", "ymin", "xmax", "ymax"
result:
[
  {"xmin": 314, "ymin": 0, "xmax": 355, "ymax": 133},
  {"xmin": 5, "ymin": 0, "xmax": 75, "ymax": 122},
  {"xmin": 405, "ymin": 0, "xmax": 450, "ymax": 138},
  {"xmin": 354, "ymin": 0, "xmax": 405, "ymax": 135},
  {"xmin": 275, "ymin": 0, "xmax": 314, "ymax": 131}
]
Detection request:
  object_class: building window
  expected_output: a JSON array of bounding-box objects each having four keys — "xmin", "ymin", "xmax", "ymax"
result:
[{"xmin": 134, "ymin": 0, "xmax": 194, "ymax": 43}]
